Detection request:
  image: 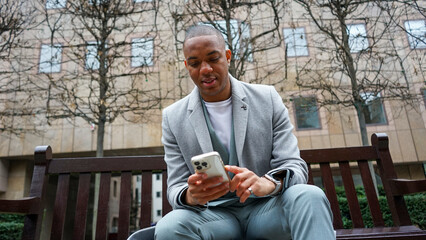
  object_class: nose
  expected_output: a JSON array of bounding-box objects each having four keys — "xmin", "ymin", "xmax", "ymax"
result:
[{"xmin": 200, "ymin": 61, "xmax": 213, "ymax": 74}]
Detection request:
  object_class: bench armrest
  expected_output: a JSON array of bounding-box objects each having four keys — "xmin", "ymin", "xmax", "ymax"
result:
[
  {"xmin": 388, "ymin": 179, "xmax": 426, "ymax": 196},
  {"xmin": 0, "ymin": 197, "xmax": 41, "ymax": 214}
]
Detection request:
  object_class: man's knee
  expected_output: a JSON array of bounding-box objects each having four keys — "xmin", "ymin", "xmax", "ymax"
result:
[
  {"xmin": 155, "ymin": 210, "xmax": 195, "ymax": 239},
  {"xmin": 282, "ymin": 184, "xmax": 329, "ymax": 207}
]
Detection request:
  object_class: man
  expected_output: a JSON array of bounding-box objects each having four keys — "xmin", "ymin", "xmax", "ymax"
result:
[{"xmin": 155, "ymin": 25, "xmax": 334, "ymax": 240}]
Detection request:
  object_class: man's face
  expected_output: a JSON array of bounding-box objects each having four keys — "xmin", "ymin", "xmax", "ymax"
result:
[{"xmin": 183, "ymin": 35, "xmax": 232, "ymax": 102}]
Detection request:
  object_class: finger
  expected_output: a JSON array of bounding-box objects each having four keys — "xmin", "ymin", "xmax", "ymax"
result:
[
  {"xmin": 190, "ymin": 182, "xmax": 230, "ymax": 204},
  {"xmin": 187, "ymin": 173, "xmax": 207, "ymax": 185},
  {"xmin": 225, "ymin": 165, "xmax": 243, "ymax": 174},
  {"xmin": 239, "ymin": 188, "xmax": 251, "ymax": 203}
]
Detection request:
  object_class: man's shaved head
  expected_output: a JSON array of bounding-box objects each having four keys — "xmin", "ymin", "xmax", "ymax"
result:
[{"xmin": 184, "ymin": 25, "xmax": 226, "ymax": 50}]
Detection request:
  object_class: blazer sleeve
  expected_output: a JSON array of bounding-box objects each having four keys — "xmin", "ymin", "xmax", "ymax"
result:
[
  {"xmin": 161, "ymin": 107, "xmax": 206, "ymax": 211},
  {"xmin": 269, "ymin": 87, "xmax": 308, "ymax": 186}
]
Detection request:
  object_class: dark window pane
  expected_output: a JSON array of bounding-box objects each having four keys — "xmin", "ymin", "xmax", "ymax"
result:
[
  {"xmin": 294, "ymin": 97, "xmax": 320, "ymax": 129},
  {"xmin": 361, "ymin": 93, "xmax": 387, "ymax": 125}
]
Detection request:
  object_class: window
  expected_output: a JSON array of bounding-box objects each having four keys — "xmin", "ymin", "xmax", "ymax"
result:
[
  {"xmin": 360, "ymin": 92, "xmax": 387, "ymax": 125},
  {"xmin": 156, "ymin": 191, "xmax": 161, "ymax": 198},
  {"xmin": 423, "ymin": 89, "xmax": 426, "ymax": 106},
  {"xmin": 131, "ymin": 38, "xmax": 154, "ymax": 67},
  {"xmin": 39, "ymin": 44, "xmax": 62, "ymax": 73},
  {"xmin": 85, "ymin": 41, "xmax": 105, "ymax": 70},
  {"xmin": 283, "ymin": 27, "xmax": 309, "ymax": 57},
  {"xmin": 157, "ymin": 210, "xmax": 162, "ymax": 217},
  {"xmin": 202, "ymin": 19, "xmax": 252, "ymax": 60},
  {"xmin": 46, "ymin": 0, "xmax": 67, "ymax": 9},
  {"xmin": 404, "ymin": 20, "xmax": 426, "ymax": 49},
  {"xmin": 347, "ymin": 24, "xmax": 368, "ymax": 53},
  {"xmin": 89, "ymin": 0, "xmax": 108, "ymax": 5},
  {"xmin": 113, "ymin": 180, "xmax": 117, "ymax": 198},
  {"xmin": 135, "ymin": 188, "xmax": 140, "ymax": 204},
  {"xmin": 156, "ymin": 174, "xmax": 161, "ymax": 181},
  {"xmin": 293, "ymin": 97, "xmax": 320, "ymax": 129}
]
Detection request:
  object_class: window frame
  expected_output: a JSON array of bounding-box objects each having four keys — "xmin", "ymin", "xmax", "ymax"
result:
[
  {"xmin": 347, "ymin": 24, "xmax": 369, "ymax": 53},
  {"xmin": 45, "ymin": 0, "xmax": 67, "ymax": 9},
  {"xmin": 283, "ymin": 27, "xmax": 309, "ymax": 57},
  {"xmin": 39, "ymin": 43, "xmax": 63, "ymax": 74},
  {"xmin": 404, "ymin": 19, "xmax": 426, "ymax": 49},
  {"xmin": 85, "ymin": 41, "xmax": 106, "ymax": 70},
  {"xmin": 360, "ymin": 92, "xmax": 388, "ymax": 126},
  {"xmin": 131, "ymin": 37, "xmax": 154, "ymax": 68},
  {"xmin": 201, "ymin": 19, "xmax": 253, "ymax": 61},
  {"xmin": 292, "ymin": 96, "xmax": 321, "ymax": 131}
]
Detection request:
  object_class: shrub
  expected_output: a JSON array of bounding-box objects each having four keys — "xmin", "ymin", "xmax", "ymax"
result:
[
  {"xmin": 335, "ymin": 186, "xmax": 425, "ymax": 230},
  {"xmin": 0, "ymin": 214, "xmax": 24, "ymax": 240}
]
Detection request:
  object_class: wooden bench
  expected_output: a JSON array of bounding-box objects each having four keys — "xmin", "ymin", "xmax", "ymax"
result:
[{"xmin": 0, "ymin": 133, "xmax": 425, "ymax": 240}]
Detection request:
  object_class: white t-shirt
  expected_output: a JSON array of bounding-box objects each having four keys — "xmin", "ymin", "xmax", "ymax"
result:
[{"xmin": 203, "ymin": 97, "xmax": 233, "ymax": 152}]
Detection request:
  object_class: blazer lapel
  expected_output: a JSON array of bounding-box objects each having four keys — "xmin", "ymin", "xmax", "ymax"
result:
[
  {"xmin": 230, "ymin": 76, "xmax": 248, "ymax": 165},
  {"xmin": 187, "ymin": 88, "xmax": 213, "ymax": 153}
]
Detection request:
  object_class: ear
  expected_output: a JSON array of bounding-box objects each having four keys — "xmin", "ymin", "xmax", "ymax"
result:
[
  {"xmin": 225, "ymin": 49, "xmax": 232, "ymax": 63},
  {"xmin": 184, "ymin": 60, "xmax": 188, "ymax": 68}
]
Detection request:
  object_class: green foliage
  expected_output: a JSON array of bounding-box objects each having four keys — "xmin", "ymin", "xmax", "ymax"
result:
[
  {"xmin": 0, "ymin": 214, "xmax": 24, "ymax": 240},
  {"xmin": 334, "ymin": 186, "xmax": 426, "ymax": 230}
]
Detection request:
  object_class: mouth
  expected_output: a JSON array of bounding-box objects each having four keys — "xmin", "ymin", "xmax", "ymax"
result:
[{"xmin": 201, "ymin": 77, "xmax": 217, "ymax": 87}]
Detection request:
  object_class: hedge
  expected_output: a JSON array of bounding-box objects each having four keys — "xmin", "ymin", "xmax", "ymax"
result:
[
  {"xmin": 0, "ymin": 214, "xmax": 24, "ymax": 240},
  {"xmin": 336, "ymin": 186, "xmax": 426, "ymax": 229}
]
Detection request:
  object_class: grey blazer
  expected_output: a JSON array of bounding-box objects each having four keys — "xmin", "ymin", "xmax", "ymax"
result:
[{"xmin": 161, "ymin": 75, "xmax": 308, "ymax": 209}]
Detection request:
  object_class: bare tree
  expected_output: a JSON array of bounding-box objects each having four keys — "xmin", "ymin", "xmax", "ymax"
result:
[
  {"xmin": 32, "ymin": 0, "xmax": 163, "ymax": 157},
  {"xmin": 293, "ymin": 0, "xmax": 422, "ymax": 146},
  {"xmin": 0, "ymin": 0, "xmax": 37, "ymax": 134}
]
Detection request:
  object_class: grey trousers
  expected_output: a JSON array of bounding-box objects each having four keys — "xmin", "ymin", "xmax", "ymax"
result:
[{"xmin": 154, "ymin": 184, "xmax": 335, "ymax": 240}]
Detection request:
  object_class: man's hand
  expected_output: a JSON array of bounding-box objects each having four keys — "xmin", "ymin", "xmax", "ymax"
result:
[
  {"xmin": 184, "ymin": 173, "xmax": 230, "ymax": 206},
  {"xmin": 225, "ymin": 166, "xmax": 276, "ymax": 203}
]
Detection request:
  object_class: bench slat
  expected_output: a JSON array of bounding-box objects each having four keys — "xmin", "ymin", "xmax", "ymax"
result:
[
  {"xmin": 162, "ymin": 172, "xmax": 172, "ymax": 216},
  {"xmin": 96, "ymin": 172, "xmax": 111, "ymax": 240},
  {"xmin": 118, "ymin": 172, "xmax": 132, "ymax": 240},
  {"xmin": 140, "ymin": 171, "xmax": 153, "ymax": 228},
  {"xmin": 358, "ymin": 160, "xmax": 385, "ymax": 227},
  {"xmin": 72, "ymin": 173, "xmax": 91, "ymax": 240},
  {"xmin": 320, "ymin": 162, "xmax": 343, "ymax": 229},
  {"xmin": 51, "ymin": 174, "xmax": 70, "ymax": 240},
  {"xmin": 301, "ymin": 147, "xmax": 377, "ymax": 163},
  {"xmin": 307, "ymin": 163, "xmax": 314, "ymax": 185},
  {"xmin": 339, "ymin": 161, "xmax": 364, "ymax": 228},
  {"xmin": 48, "ymin": 156, "xmax": 166, "ymax": 174}
]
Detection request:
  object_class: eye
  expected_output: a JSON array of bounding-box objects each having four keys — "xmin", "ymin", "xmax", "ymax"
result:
[
  {"xmin": 188, "ymin": 61, "xmax": 199, "ymax": 67},
  {"xmin": 210, "ymin": 57, "xmax": 220, "ymax": 62}
]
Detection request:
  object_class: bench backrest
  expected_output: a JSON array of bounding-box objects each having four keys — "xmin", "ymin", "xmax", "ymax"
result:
[
  {"xmin": 301, "ymin": 133, "xmax": 411, "ymax": 229},
  {"xmin": 25, "ymin": 150, "xmax": 170, "ymax": 240},
  {"xmin": 22, "ymin": 133, "xmax": 411, "ymax": 239}
]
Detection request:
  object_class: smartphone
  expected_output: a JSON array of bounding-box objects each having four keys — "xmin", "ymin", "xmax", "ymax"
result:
[{"xmin": 191, "ymin": 151, "xmax": 230, "ymax": 183}]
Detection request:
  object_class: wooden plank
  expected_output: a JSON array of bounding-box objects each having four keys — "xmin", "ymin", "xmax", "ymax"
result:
[
  {"xmin": 72, "ymin": 173, "xmax": 91, "ymax": 240},
  {"xmin": 117, "ymin": 172, "xmax": 132, "ymax": 240},
  {"xmin": 48, "ymin": 156, "xmax": 167, "ymax": 174},
  {"xmin": 372, "ymin": 133, "xmax": 412, "ymax": 226},
  {"xmin": 162, "ymin": 172, "xmax": 172, "ymax": 216},
  {"xmin": 358, "ymin": 160, "xmax": 385, "ymax": 227},
  {"xmin": 339, "ymin": 161, "xmax": 364, "ymax": 228},
  {"xmin": 51, "ymin": 174, "xmax": 70, "ymax": 240},
  {"xmin": 307, "ymin": 163, "xmax": 314, "ymax": 185},
  {"xmin": 140, "ymin": 171, "xmax": 152, "ymax": 228},
  {"xmin": 96, "ymin": 173, "xmax": 111, "ymax": 240},
  {"xmin": 301, "ymin": 146, "xmax": 377, "ymax": 163},
  {"xmin": 320, "ymin": 162, "xmax": 343, "ymax": 229},
  {"xmin": 388, "ymin": 179, "xmax": 426, "ymax": 196},
  {"xmin": 0, "ymin": 197, "xmax": 40, "ymax": 214},
  {"xmin": 336, "ymin": 225, "xmax": 426, "ymax": 239}
]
